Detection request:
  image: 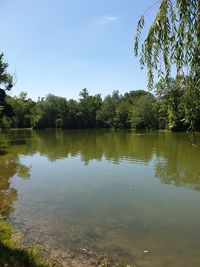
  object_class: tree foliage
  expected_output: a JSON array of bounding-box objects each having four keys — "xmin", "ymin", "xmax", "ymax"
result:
[
  {"xmin": 0, "ymin": 54, "xmax": 14, "ymax": 122},
  {"xmin": 129, "ymin": 94, "xmax": 158, "ymax": 129},
  {"xmin": 2, "ymin": 85, "xmax": 198, "ymax": 132},
  {"xmin": 134, "ymin": 0, "xmax": 200, "ymax": 132},
  {"xmin": 1, "ymin": 89, "xmax": 160, "ymax": 130}
]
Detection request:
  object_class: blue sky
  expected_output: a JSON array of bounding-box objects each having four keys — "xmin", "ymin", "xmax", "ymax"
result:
[{"xmin": 0, "ymin": 0, "xmax": 157, "ymax": 100}]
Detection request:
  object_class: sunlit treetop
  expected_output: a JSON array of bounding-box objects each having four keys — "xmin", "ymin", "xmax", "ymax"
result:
[
  {"xmin": 0, "ymin": 53, "xmax": 14, "ymax": 118},
  {"xmin": 0, "ymin": 53, "xmax": 14, "ymax": 92}
]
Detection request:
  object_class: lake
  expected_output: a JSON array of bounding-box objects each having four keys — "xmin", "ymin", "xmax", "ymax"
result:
[{"xmin": 0, "ymin": 129, "xmax": 200, "ymax": 266}]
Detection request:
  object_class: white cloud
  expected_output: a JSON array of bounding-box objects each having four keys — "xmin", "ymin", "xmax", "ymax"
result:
[{"xmin": 98, "ymin": 15, "xmax": 118, "ymax": 24}]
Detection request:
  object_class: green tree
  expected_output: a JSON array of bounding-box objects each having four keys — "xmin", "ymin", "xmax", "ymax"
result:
[
  {"xmin": 134, "ymin": 0, "xmax": 200, "ymax": 132},
  {"xmin": 156, "ymin": 78, "xmax": 186, "ymax": 130},
  {"xmin": 115, "ymin": 100, "xmax": 130, "ymax": 128},
  {"xmin": 0, "ymin": 53, "xmax": 14, "ymax": 126},
  {"xmin": 7, "ymin": 92, "xmax": 35, "ymax": 128},
  {"xmin": 33, "ymin": 94, "xmax": 68, "ymax": 128},
  {"xmin": 78, "ymin": 89, "xmax": 102, "ymax": 128},
  {"xmin": 65, "ymin": 99, "xmax": 80, "ymax": 128},
  {"xmin": 97, "ymin": 90, "xmax": 121, "ymax": 127},
  {"xmin": 129, "ymin": 94, "xmax": 158, "ymax": 129},
  {"xmin": 124, "ymin": 90, "xmax": 150, "ymax": 105}
]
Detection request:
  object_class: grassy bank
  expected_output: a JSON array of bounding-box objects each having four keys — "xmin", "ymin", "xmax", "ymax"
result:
[{"xmin": 0, "ymin": 216, "xmax": 48, "ymax": 267}]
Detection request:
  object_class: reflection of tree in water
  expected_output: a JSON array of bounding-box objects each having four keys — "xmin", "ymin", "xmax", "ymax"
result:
[
  {"xmin": 1, "ymin": 129, "xmax": 200, "ymax": 211},
  {"xmin": 34, "ymin": 130, "xmax": 200, "ymax": 191},
  {"xmin": 154, "ymin": 133, "xmax": 200, "ymax": 191},
  {"xmin": 0, "ymin": 129, "xmax": 157, "ymax": 165},
  {"xmin": 0, "ymin": 132, "xmax": 30, "ymax": 216},
  {"xmin": 34, "ymin": 129, "xmax": 156, "ymax": 164}
]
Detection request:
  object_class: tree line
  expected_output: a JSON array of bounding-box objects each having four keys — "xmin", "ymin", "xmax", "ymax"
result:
[
  {"xmin": 0, "ymin": 52, "xmax": 200, "ymax": 131},
  {"xmin": 1, "ymin": 84, "xmax": 200, "ymax": 131}
]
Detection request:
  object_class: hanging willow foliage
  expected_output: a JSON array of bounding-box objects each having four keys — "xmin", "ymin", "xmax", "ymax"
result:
[{"xmin": 134, "ymin": 0, "xmax": 200, "ymax": 133}]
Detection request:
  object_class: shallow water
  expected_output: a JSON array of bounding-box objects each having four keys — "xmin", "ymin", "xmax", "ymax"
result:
[{"xmin": 0, "ymin": 129, "xmax": 200, "ymax": 266}]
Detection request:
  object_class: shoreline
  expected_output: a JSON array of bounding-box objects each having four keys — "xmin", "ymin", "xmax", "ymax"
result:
[
  {"xmin": 0, "ymin": 216, "xmax": 128, "ymax": 267},
  {"xmin": 0, "ymin": 216, "xmax": 48, "ymax": 267}
]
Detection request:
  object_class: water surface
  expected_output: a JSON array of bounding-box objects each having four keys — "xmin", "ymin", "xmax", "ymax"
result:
[{"xmin": 0, "ymin": 129, "xmax": 200, "ymax": 266}]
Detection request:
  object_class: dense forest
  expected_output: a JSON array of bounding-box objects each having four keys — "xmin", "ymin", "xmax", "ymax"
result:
[{"xmin": 1, "ymin": 82, "xmax": 200, "ymax": 131}]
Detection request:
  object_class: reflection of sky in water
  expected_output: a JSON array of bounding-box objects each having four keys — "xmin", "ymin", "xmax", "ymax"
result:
[{"xmin": 1, "ymin": 130, "xmax": 200, "ymax": 267}]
